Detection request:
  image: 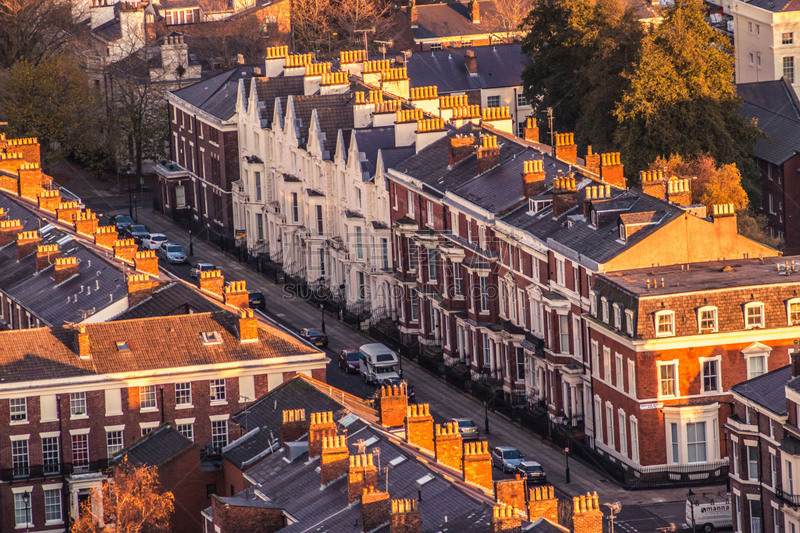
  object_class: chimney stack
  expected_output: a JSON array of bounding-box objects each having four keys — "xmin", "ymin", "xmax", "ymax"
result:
[
  {"xmin": 74, "ymin": 324, "xmax": 90, "ymax": 359},
  {"xmin": 522, "ymin": 159, "xmax": 547, "ymax": 198},
  {"xmin": 93, "ymin": 225, "xmax": 117, "ymax": 249},
  {"xmin": 495, "ymin": 476, "xmax": 526, "ymax": 511},
  {"xmin": 470, "ymin": 0, "xmax": 480, "ymax": 23},
  {"xmin": 390, "ymin": 499, "xmax": 421, "ymax": 533},
  {"xmin": 199, "ymin": 269, "xmax": 225, "ymax": 297},
  {"xmin": 224, "ymin": 280, "xmax": 250, "ymax": 309},
  {"xmin": 73, "ymin": 210, "xmax": 99, "ymax": 237},
  {"xmin": 379, "ymin": 383, "xmax": 408, "ymax": 427},
  {"xmin": 448, "ymin": 135, "xmax": 478, "ymax": 167},
  {"xmin": 409, "ymin": 0, "xmax": 418, "ymax": 28},
  {"xmin": 462, "ymin": 441, "xmax": 492, "ymax": 491},
  {"xmin": 477, "ymin": 135, "xmax": 501, "ymax": 175},
  {"xmin": 527, "ymin": 485, "xmax": 558, "ymax": 523},
  {"xmin": 491, "ymin": 506, "xmax": 521, "ymax": 533},
  {"xmin": 361, "ymin": 488, "xmax": 391, "ymax": 532},
  {"xmin": 320, "ymin": 435, "xmax": 349, "ymax": 486},
  {"xmin": 238, "ymin": 308, "xmax": 258, "ymax": 342},
  {"xmin": 584, "ymin": 145, "xmax": 600, "ymax": 174},
  {"xmin": 55, "ymin": 201, "xmax": 80, "ymax": 224},
  {"xmin": 792, "ymin": 344, "xmax": 800, "ymax": 377},
  {"xmin": 54, "ymin": 256, "xmax": 79, "ymax": 285},
  {"xmin": 434, "ymin": 421, "xmax": 463, "ymax": 470},
  {"xmin": 599, "ymin": 152, "xmax": 625, "ymax": 188},
  {"xmin": 17, "ymin": 230, "xmax": 41, "ymax": 260},
  {"xmin": 17, "ymin": 161, "xmax": 43, "ymax": 200},
  {"xmin": 36, "ymin": 244, "xmax": 60, "ymax": 273},
  {"xmin": 572, "ymin": 492, "xmax": 603, "ymax": 533},
  {"xmin": 551, "ymin": 176, "xmax": 579, "ymax": 218},
  {"xmin": 666, "ymin": 178, "xmax": 692, "ymax": 206},
  {"xmin": 0, "ymin": 207, "xmax": 6, "ymax": 221},
  {"xmin": 113, "ymin": 239, "xmax": 138, "ymax": 263},
  {"xmin": 0, "ymin": 219, "xmax": 23, "ymax": 247},
  {"xmin": 554, "ymin": 133, "xmax": 577, "ymax": 165},
  {"xmin": 639, "ymin": 170, "xmax": 666, "ymax": 200},
  {"xmin": 583, "ymin": 184, "xmax": 612, "ymax": 218},
  {"xmin": 37, "ymin": 190, "xmax": 61, "ymax": 212},
  {"xmin": 348, "ymin": 454, "xmax": 378, "ymax": 504},
  {"xmin": 134, "ymin": 250, "xmax": 158, "ymax": 277},
  {"xmin": 308, "ymin": 411, "xmax": 337, "ymax": 458},
  {"xmin": 127, "ymin": 274, "xmax": 160, "ymax": 307},
  {"xmin": 404, "ymin": 403, "xmax": 434, "ymax": 453},
  {"xmin": 710, "ymin": 203, "xmax": 737, "ymax": 236},
  {"xmin": 281, "ymin": 409, "xmax": 309, "ymax": 445},
  {"xmin": 465, "ymin": 49, "xmax": 477, "ymax": 75},
  {"xmin": 523, "ymin": 117, "xmax": 539, "ymax": 143}
]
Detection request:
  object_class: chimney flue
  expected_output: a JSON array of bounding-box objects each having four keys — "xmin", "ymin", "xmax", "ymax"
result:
[
  {"xmin": 74, "ymin": 325, "xmax": 90, "ymax": 359},
  {"xmin": 465, "ymin": 49, "xmax": 477, "ymax": 75},
  {"xmin": 792, "ymin": 343, "xmax": 800, "ymax": 377}
]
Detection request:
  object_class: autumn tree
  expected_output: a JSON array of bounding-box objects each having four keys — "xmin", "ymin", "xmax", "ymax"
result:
[
  {"xmin": 71, "ymin": 456, "xmax": 174, "ymax": 533},
  {"xmin": 0, "ymin": 0, "xmax": 83, "ymax": 69},
  {"xmin": 292, "ymin": 0, "xmax": 335, "ymax": 54},
  {"xmin": 335, "ymin": 0, "xmax": 392, "ymax": 51},
  {"xmin": 483, "ymin": 0, "xmax": 534, "ymax": 34}
]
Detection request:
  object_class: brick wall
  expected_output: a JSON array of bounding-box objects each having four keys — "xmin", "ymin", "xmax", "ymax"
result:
[
  {"xmin": 390, "ymin": 499, "xmax": 421, "ymax": 533},
  {"xmin": 494, "ymin": 476, "xmax": 525, "ymax": 510},
  {"xmin": 379, "ymin": 384, "xmax": 408, "ymax": 427},
  {"xmin": 434, "ymin": 422, "xmax": 462, "ymax": 470},
  {"xmin": 211, "ymin": 495, "xmax": 286, "ymax": 533},
  {"xmin": 527, "ymin": 485, "xmax": 558, "ymax": 523},
  {"xmin": 361, "ymin": 487, "xmax": 391, "ymax": 531},
  {"xmin": 405, "ymin": 403, "xmax": 434, "ymax": 452},
  {"xmin": 462, "ymin": 441, "xmax": 492, "ymax": 491}
]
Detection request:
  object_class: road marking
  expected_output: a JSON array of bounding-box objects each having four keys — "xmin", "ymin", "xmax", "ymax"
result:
[{"xmin": 276, "ymin": 313, "xmax": 286, "ymax": 317}]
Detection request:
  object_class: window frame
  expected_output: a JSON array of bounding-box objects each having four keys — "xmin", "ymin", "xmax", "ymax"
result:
[
  {"xmin": 210, "ymin": 379, "xmax": 227, "ymax": 403},
  {"xmin": 211, "ymin": 419, "xmax": 228, "ymax": 450},
  {"xmin": 697, "ymin": 305, "xmax": 718, "ymax": 333},
  {"xmin": 11, "ymin": 436, "xmax": 29, "ymax": 478},
  {"xmin": 43, "ymin": 486, "xmax": 63, "ymax": 524},
  {"xmin": 744, "ymin": 302, "xmax": 765, "ymax": 329},
  {"xmin": 700, "ymin": 356, "xmax": 721, "ymax": 394},
  {"xmin": 106, "ymin": 429, "xmax": 124, "ymax": 458},
  {"xmin": 655, "ymin": 310, "xmax": 675, "ymax": 337},
  {"xmin": 175, "ymin": 382, "xmax": 193, "ymax": 407},
  {"xmin": 139, "ymin": 385, "xmax": 158, "ymax": 411},
  {"xmin": 788, "ymin": 298, "xmax": 800, "ymax": 325},
  {"xmin": 657, "ymin": 360, "xmax": 679, "ymax": 398},
  {"xmin": 10, "ymin": 397, "xmax": 27, "ymax": 424},
  {"xmin": 70, "ymin": 392, "xmax": 87, "ymax": 418}
]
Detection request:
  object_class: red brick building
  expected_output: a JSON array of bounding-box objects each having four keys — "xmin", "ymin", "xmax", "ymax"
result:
[{"xmin": 0, "ymin": 310, "xmax": 325, "ymax": 532}]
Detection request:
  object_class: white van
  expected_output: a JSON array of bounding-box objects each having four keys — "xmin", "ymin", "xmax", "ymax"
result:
[
  {"xmin": 358, "ymin": 343, "xmax": 401, "ymax": 385},
  {"xmin": 685, "ymin": 493, "xmax": 731, "ymax": 532}
]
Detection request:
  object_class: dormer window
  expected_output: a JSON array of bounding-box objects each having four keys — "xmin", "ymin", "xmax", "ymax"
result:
[
  {"xmin": 613, "ymin": 303, "xmax": 623, "ymax": 331},
  {"xmin": 744, "ymin": 302, "xmax": 765, "ymax": 329},
  {"xmin": 625, "ymin": 309, "xmax": 635, "ymax": 336},
  {"xmin": 590, "ymin": 291, "xmax": 598, "ymax": 317},
  {"xmin": 618, "ymin": 223, "xmax": 626, "ymax": 241},
  {"xmin": 590, "ymin": 209, "xmax": 598, "ymax": 227},
  {"xmin": 655, "ymin": 310, "xmax": 675, "ymax": 337},
  {"xmin": 788, "ymin": 298, "xmax": 800, "ymax": 325},
  {"xmin": 697, "ymin": 306, "xmax": 718, "ymax": 333},
  {"xmin": 601, "ymin": 297, "xmax": 609, "ymax": 323},
  {"xmin": 201, "ymin": 331, "xmax": 223, "ymax": 345}
]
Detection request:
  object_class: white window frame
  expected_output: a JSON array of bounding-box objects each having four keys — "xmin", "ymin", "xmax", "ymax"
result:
[
  {"xmin": 747, "ymin": 444, "xmax": 759, "ymax": 480},
  {"xmin": 106, "ymin": 428, "xmax": 124, "ymax": 458},
  {"xmin": 13, "ymin": 487, "xmax": 33, "ymax": 528},
  {"xmin": 744, "ymin": 343, "xmax": 771, "ymax": 379},
  {"xmin": 700, "ymin": 356, "xmax": 721, "ymax": 394},
  {"xmin": 605, "ymin": 402, "xmax": 615, "ymax": 449},
  {"xmin": 613, "ymin": 303, "xmax": 622, "ymax": 331},
  {"xmin": 70, "ymin": 391, "xmax": 87, "ymax": 418},
  {"xmin": 601, "ymin": 297, "xmax": 609, "ymax": 323},
  {"xmin": 479, "ymin": 276, "xmax": 489, "ymax": 312},
  {"xmin": 625, "ymin": 309, "xmax": 634, "ymax": 336},
  {"xmin": 11, "ymin": 435, "xmax": 30, "ymax": 478},
  {"xmin": 211, "ymin": 418, "xmax": 229, "ymax": 450},
  {"xmin": 175, "ymin": 382, "xmax": 193, "ymax": 407},
  {"xmin": 627, "ymin": 359, "xmax": 636, "ymax": 398},
  {"xmin": 615, "ymin": 352, "xmax": 623, "ymax": 390},
  {"xmin": 408, "ymin": 191, "xmax": 415, "ymax": 217},
  {"xmin": 10, "ymin": 397, "xmax": 27, "ymax": 424},
  {"xmin": 655, "ymin": 310, "xmax": 675, "ymax": 337},
  {"xmin": 697, "ymin": 305, "xmax": 718, "ymax": 333},
  {"xmin": 591, "ymin": 341, "xmax": 599, "ymax": 378},
  {"xmin": 630, "ymin": 415, "xmax": 639, "ymax": 463},
  {"xmin": 657, "ymin": 360, "xmax": 679, "ymax": 398},
  {"xmin": 139, "ymin": 385, "xmax": 158, "ymax": 411},
  {"xmin": 43, "ymin": 484, "xmax": 63, "ymax": 525},
  {"xmin": 603, "ymin": 347, "xmax": 611, "ymax": 383},
  {"xmin": 210, "ymin": 379, "xmax": 227, "ymax": 404},
  {"xmin": 744, "ymin": 302, "xmax": 765, "ymax": 329},
  {"xmin": 788, "ymin": 298, "xmax": 800, "ymax": 325},
  {"xmin": 618, "ymin": 409, "xmax": 627, "ymax": 457},
  {"xmin": 556, "ymin": 258, "xmax": 565, "ymax": 286}
]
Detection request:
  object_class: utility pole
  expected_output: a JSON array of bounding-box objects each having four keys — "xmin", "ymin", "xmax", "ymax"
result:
[
  {"xmin": 547, "ymin": 107, "xmax": 555, "ymax": 147},
  {"xmin": 354, "ymin": 28, "xmax": 376, "ymax": 57}
]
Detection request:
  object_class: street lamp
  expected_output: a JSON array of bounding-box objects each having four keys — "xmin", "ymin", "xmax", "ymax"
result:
[
  {"xmin": 22, "ymin": 490, "xmax": 30, "ymax": 533},
  {"xmin": 320, "ymin": 303, "xmax": 326, "ymax": 333},
  {"xmin": 188, "ymin": 229, "xmax": 194, "ymax": 257},
  {"xmin": 687, "ymin": 489, "xmax": 696, "ymax": 532},
  {"xmin": 484, "ymin": 401, "xmax": 490, "ymax": 434},
  {"xmin": 605, "ymin": 502, "xmax": 622, "ymax": 533},
  {"xmin": 126, "ymin": 164, "xmax": 133, "ymax": 217},
  {"xmin": 564, "ymin": 447, "xmax": 571, "ymax": 484}
]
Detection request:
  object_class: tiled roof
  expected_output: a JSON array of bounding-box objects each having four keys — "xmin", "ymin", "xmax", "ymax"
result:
[
  {"xmin": 115, "ymin": 424, "xmax": 193, "ymax": 466},
  {"xmin": 0, "ymin": 311, "xmax": 322, "ymax": 387},
  {"xmin": 113, "ymin": 281, "xmax": 222, "ymax": 320},
  {"xmin": 254, "ymin": 76, "xmax": 306, "ymax": 124},
  {"xmin": 412, "ymin": 0, "xmax": 512, "ymax": 41},
  {"xmin": 732, "ymin": 365, "xmax": 792, "ymax": 415},
  {"xmin": 172, "ymin": 67, "xmax": 257, "ymax": 120},
  {"xmin": 737, "ymin": 0, "xmax": 800, "ymax": 12},
  {"xmin": 738, "ymin": 80, "xmax": 800, "ymax": 165},
  {"xmin": 283, "ymin": 93, "xmax": 355, "ymax": 156},
  {"xmin": 92, "ymin": 18, "xmax": 122, "ymax": 42},
  {"xmin": 406, "ymin": 44, "xmax": 529, "ymax": 92}
]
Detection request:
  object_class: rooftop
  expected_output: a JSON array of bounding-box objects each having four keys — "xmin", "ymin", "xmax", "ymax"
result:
[
  {"xmin": 172, "ymin": 66, "xmax": 258, "ymax": 120},
  {"xmin": 738, "ymin": 79, "xmax": 800, "ymax": 165},
  {"xmin": 115, "ymin": 424, "xmax": 194, "ymax": 467},
  {"xmin": 734, "ymin": 0, "xmax": 800, "ymax": 13},
  {"xmin": 412, "ymin": 0, "xmax": 517, "ymax": 41},
  {"xmin": 113, "ymin": 281, "xmax": 222, "ymax": 320},
  {"xmin": 732, "ymin": 365, "xmax": 792, "ymax": 415}
]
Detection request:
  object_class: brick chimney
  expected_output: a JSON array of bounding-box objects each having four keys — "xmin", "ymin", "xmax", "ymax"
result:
[
  {"xmin": 54, "ymin": 256, "xmax": 79, "ymax": 285},
  {"xmin": 74, "ymin": 210, "xmax": 99, "ymax": 237},
  {"xmin": 55, "ymin": 201, "xmax": 80, "ymax": 224},
  {"xmin": 199, "ymin": 269, "xmax": 225, "ymax": 297},
  {"xmin": 491, "ymin": 505, "xmax": 521, "ymax": 533},
  {"xmin": 390, "ymin": 499, "xmax": 421, "ymax": 533},
  {"xmin": 522, "ymin": 159, "xmax": 547, "ymax": 198},
  {"xmin": 666, "ymin": 178, "xmax": 692, "ymax": 206},
  {"xmin": 409, "ymin": 0, "xmax": 418, "ymax": 28},
  {"xmin": 793, "ymin": 343, "xmax": 800, "ymax": 377},
  {"xmin": 224, "ymin": 281, "xmax": 250, "ymax": 309},
  {"xmin": 710, "ymin": 203, "xmax": 737, "ymax": 236},
  {"xmin": 36, "ymin": 244, "xmax": 60, "ymax": 273},
  {"xmin": 465, "ymin": 49, "xmax": 477, "ymax": 75},
  {"xmin": 639, "ymin": 170, "xmax": 666, "ymax": 200},
  {"xmin": 477, "ymin": 135, "xmax": 501, "ymax": 174},
  {"xmin": 584, "ymin": 146, "xmax": 600, "ymax": 174},
  {"xmin": 405, "ymin": 403, "xmax": 434, "ymax": 453},
  {"xmin": 134, "ymin": 250, "xmax": 158, "ymax": 277},
  {"xmin": 348, "ymin": 454, "xmax": 378, "ymax": 504},
  {"xmin": 18, "ymin": 162, "xmax": 43, "ymax": 200},
  {"xmin": 308, "ymin": 411, "xmax": 337, "ymax": 458},
  {"xmin": 495, "ymin": 476, "xmax": 525, "ymax": 511},
  {"xmin": 238, "ymin": 308, "xmax": 259, "ymax": 342},
  {"xmin": 361, "ymin": 488, "xmax": 391, "ymax": 532},
  {"xmin": 74, "ymin": 324, "xmax": 90, "ymax": 359},
  {"xmin": 527, "ymin": 485, "xmax": 558, "ymax": 523},
  {"xmin": 113, "ymin": 239, "xmax": 137, "ymax": 263},
  {"xmin": 554, "ymin": 133, "xmax": 577, "ymax": 165},
  {"xmin": 551, "ymin": 176, "xmax": 578, "ymax": 218},
  {"xmin": 434, "ymin": 421, "xmax": 462, "ymax": 470},
  {"xmin": 448, "ymin": 135, "xmax": 478, "ymax": 167},
  {"xmin": 523, "ymin": 118, "xmax": 539, "ymax": 143},
  {"xmin": 280, "ymin": 409, "xmax": 309, "ymax": 445},
  {"xmin": 379, "ymin": 383, "xmax": 408, "ymax": 427},
  {"xmin": 0, "ymin": 219, "xmax": 23, "ymax": 247},
  {"xmin": 470, "ymin": 0, "xmax": 480, "ymax": 23},
  {"xmin": 583, "ymin": 184, "xmax": 612, "ymax": 218},
  {"xmin": 37, "ymin": 190, "xmax": 61, "ymax": 212},
  {"xmin": 0, "ymin": 207, "xmax": 6, "ymax": 221},
  {"xmin": 462, "ymin": 441, "xmax": 492, "ymax": 491},
  {"xmin": 572, "ymin": 492, "xmax": 603, "ymax": 533},
  {"xmin": 127, "ymin": 273, "xmax": 160, "ymax": 307},
  {"xmin": 320, "ymin": 435, "xmax": 349, "ymax": 486},
  {"xmin": 17, "ymin": 230, "xmax": 41, "ymax": 260},
  {"xmin": 93, "ymin": 226, "xmax": 117, "ymax": 249},
  {"xmin": 599, "ymin": 152, "xmax": 625, "ymax": 188}
]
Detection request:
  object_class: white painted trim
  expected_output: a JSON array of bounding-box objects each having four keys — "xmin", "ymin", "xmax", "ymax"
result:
[
  {"xmin": 68, "ymin": 428, "xmax": 90, "ymax": 436},
  {"xmin": 210, "ymin": 414, "xmax": 230, "ymax": 422}
]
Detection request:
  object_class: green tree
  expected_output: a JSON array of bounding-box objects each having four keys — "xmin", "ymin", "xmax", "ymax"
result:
[{"xmin": 614, "ymin": 0, "xmax": 761, "ymax": 188}]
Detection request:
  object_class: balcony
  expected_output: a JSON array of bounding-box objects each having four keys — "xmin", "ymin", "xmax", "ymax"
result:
[
  {"xmin": 155, "ymin": 161, "xmax": 190, "ymax": 180},
  {"xmin": 777, "ymin": 488, "xmax": 800, "ymax": 507}
]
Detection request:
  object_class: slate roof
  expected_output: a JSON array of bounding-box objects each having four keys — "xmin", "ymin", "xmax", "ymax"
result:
[
  {"xmin": 523, "ymin": 518, "xmax": 570, "ymax": 532},
  {"xmin": 353, "ymin": 127, "xmax": 416, "ymax": 180},
  {"xmin": 115, "ymin": 424, "xmax": 193, "ymax": 466},
  {"xmin": 412, "ymin": 0, "xmax": 512, "ymax": 41},
  {"xmin": 172, "ymin": 66, "xmax": 257, "ymax": 120},
  {"xmin": 0, "ymin": 194, "xmax": 128, "ymax": 327},
  {"xmin": 406, "ymin": 44, "xmax": 529, "ymax": 92},
  {"xmin": 93, "ymin": 18, "xmax": 123, "ymax": 42},
  {"xmin": 738, "ymin": 80, "xmax": 800, "ymax": 165},
  {"xmin": 113, "ymin": 281, "xmax": 222, "ymax": 320},
  {"xmin": 0, "ymin": 311, "xmax": 322, "ymax": 386},
  {"xmin": 254, "ymin": 76, "xmax": 306, "ymax": 124},
  {"xmin": 282, "ymin": 93, "xmax": 356, "ymax": 156},
  {"xmin": 738, "ymin": 0, "xmax": 800, "ymax": 12},
  {"xmin": 732, "ymin": 365, "xmax": 792, "ymax": 415}
]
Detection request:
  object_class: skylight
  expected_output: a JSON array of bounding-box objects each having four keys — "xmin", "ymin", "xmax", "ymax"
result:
[
  {"xmin": 389, "ymin": 455, "xmax": 406, "ymax": 466},
  {"xmin": 115, "ymin": 341, "xmax": 130, "ymax": 351},
  {"xmin": 201, "ymin": 331, "xmax": 222, "ymax": 345}
]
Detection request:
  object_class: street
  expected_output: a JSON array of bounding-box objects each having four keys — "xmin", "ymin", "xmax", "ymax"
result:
[{"xmin": 51, "ymin": 160, "xmax": 723, "ymax": 532}]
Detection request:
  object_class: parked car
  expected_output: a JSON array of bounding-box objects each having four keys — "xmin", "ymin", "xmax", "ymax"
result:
[
  {"xmin": 450, "ymin": 418, "xmax": 480, "ymax": 441},
  {"xmin": 358, "ymin": 343, "xmax": 401, "ymax": 385},
  {"xmin": 685, "ymin": 493, "xmax": 731, "ymax": 533},
  {"xmin": 190, "ymin": 262, "xmax": 217, "ymax": 279},
  {"xmin": 339, "ymin": 349, "xmax": 361, "ymax": 373},
  {"xmin": 248, "ymin": 291, "xmax": 266, "ymax": 311},
  {"xmin": 491, "ymin": 446, "xmax": 524, "ymax": 473},
  {"xmin": 141, "ymin": 233, "xmax": 167, "ymax": 250},
  {"xmin": 299, "ymin": 328, "xmax": 328, "ymax": 347},
  {"xmin": 157, "ymin": 242, "xmax": 187, "ymax": 264},
  {"xmin": 515, "ymin": 461, "xmax": 547, "ymax": 485},
  {"xmin": 124, "ymin": 224, "xmax": 149, "ymax": 244},
  {"xmin": 110, "ymin": 214, "xmax": 134, "ymax": 233}
]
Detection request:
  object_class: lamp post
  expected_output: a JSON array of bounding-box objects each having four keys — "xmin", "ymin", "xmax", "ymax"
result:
[
  {"xmin": 188, "ymin": 229, "xmax": 194, "ymax": 257},
  {"xmin": 22, "ymin": 490, "xmax": 30, "ymax": 533},
  {"xmin": 687, "ymin": 489, "xmax": 696, "ymax": 532},
  {"xmin": 484, "ymin": 400, "xmax": 490, "ymax": 434},
  {"xmin": 320, "ymin": 303, "xmax": 326, "ymax": 333},
  {"xmin": 126, "ymin": 164, "xmax": 133, "ymax": 217},
  {"xmin": 564, "ymin": 447, "xmax": 571, "ymax": 484}
]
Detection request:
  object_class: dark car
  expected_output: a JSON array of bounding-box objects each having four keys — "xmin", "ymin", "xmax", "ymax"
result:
[
  {"xmin": 491, "ymin": 446, "xmax": 524, "ymax": 473},
  {"xmin": 110, "ymin": 214, "xmax": 134, "ymax": 233},
  {"xmin": 124, "ymin": 224, "xmax": 149, "ymax": 244},
  {"xmin": 450, "ymin": 418, "xmax": 480, "ymax": 441},
  {"xmin": 300, "ymin": 328, "xmax": 328, "ymax": 347},
  {"xmin": 339, "ymin": 349, "xmax": 361, "ymax": 373},
  {"xmin": 248, "ymin": 291, "xmax": 266, "ymax": 311},
  {"xmin": 516, "ymin": 461, "xmax": 547, "ymax": 485}
]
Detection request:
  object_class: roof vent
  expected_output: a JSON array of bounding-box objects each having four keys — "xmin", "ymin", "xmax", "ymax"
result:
[{"xmin": 201, "ymin": 331, "xmax": 223, "ymax": 345}]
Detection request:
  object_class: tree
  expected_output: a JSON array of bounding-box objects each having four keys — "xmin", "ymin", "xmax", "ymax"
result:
[
  {"xmin": 0, "ymin": 0, "xmax": 82, "ymax": 69},
  {"xmin": 71, "ymin": 456, "xmax": 174, "ymax": 533},
  {"xmin": 292, "ymin": 0, "xmax": 335, "ymax": 54},
  {"xmin": 484, "ymin": 0, "xmax": 534, "ymax": 34},
  {"xmin": 614, "ymin": 0, "xmax": 761, "ymax": 185},
  {"xmin": 335, "ymin": 0, "xmax": 392, "ymax": 51}
]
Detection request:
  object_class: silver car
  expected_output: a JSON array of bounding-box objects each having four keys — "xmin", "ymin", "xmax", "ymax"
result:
[
  {"xmin": 491, "ymin": 446, "xmax": 524, "ymax": 472},
  {"xmin": 450, "ymin": 418, "xmax": 480, "ymax": 441},
  {"xmin": 190, "ymin": 262, "xmax": 216, "ymax": 278},
  {"xmin": 157, "ymin": 242, "xmax": 187, "ymax": 264}
]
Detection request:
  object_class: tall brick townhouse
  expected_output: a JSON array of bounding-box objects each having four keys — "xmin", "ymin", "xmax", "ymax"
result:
[{"xmin": 386, "ymin": 122, "xmax": 777, "ymax": 481}]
